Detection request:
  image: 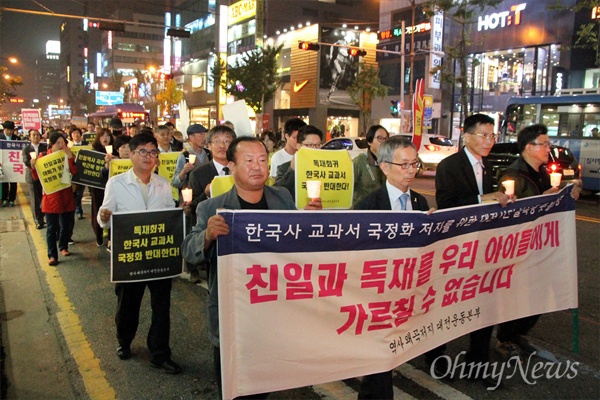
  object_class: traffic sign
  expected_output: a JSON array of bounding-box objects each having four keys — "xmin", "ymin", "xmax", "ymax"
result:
[{"xmin": 95, "ymin": 91, "xmax": 124, "ymax": 106}]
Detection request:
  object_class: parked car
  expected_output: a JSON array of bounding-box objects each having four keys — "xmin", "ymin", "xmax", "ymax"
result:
[
  {"xmin": 394, "ymin": 134, "xmax": 458, "ymax": 175},
  {"xmin": 321, "ymin": 137, "xmax": 369, "ymax": 159},
  {"xmin": 487, "ymin": 142, "xmax": 582, "ymax": 191}
]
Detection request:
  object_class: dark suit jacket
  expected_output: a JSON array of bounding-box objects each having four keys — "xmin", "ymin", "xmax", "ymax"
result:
[
  {"xmin": 354, "ymin": 185, "xmax": 429, "ymax": 212},
  {"xmin": 0, "ymin": 133, "xmax": 20, "ymax": 140},
  {"xmin": 170, "ymin": 137, "xmax": 184, "ymax": 152},
  {"xmin": 435, "ymin": 148, "xmax": 493, "ymax": 209},
  {"xmin": 22, "ymin": 142, "xmax": 48, "ymax": 183},
  {"xmin": 189, "ymin": 161, "xmax": 219, "ymax": 209},
  {"xmin": 274, "ymin": 161, "xmax": 295, "ymax": 198}
]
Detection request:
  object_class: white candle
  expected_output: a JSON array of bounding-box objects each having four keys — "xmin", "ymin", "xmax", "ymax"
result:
[
  {"xmin": 105, "ymin": 145, "xmax": 113, "ymax": 154},
  {"xmin": 29, "ymin": 151, "xmax": 37, "ymax": 160},
  {"xmin": 181, "ymin": 188, "xmax": 193, "ymax": 202},
  {"xmin": 305, "ymin": 180, "xmax": 322, "ymax": 199},
  {"xmin": 550, "ymin": 172, "xmax": 562, "ymax": 187},
  {"xmin": 188, "ymin": 154, "xmax": 196, "ymax": 164},
  {"xmin": 501, "ymin": 179, "xmax": 515, "ymax": 196}
]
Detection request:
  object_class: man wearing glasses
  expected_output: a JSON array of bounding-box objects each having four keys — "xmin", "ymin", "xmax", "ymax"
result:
[
  {"xmin": 495, "ymin": 123, "xmax": 580, "ymax": 360},
  {"xmin": 431, "ymin": 113, "xmax": 509, "ymax": 387},
  {"xmin": 274, "ymin": 125, "xmax": 324, "ymax": 198},
  {"xmin": 353, "ymin": 136, "xmax": 432, "ymax": 399},
  {"xmin": 188, "ymin": 125, "xmax": 237, "ymax": 207},
  {"xmin": 352, "ymin": 125, "xmax": 390, "ymax": 206},
  {"xmin": 98, "ymin": 133, "xmax": 182, "ymax": 374}
]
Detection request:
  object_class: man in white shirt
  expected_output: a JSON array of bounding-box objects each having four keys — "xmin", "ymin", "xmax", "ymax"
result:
[
  {"xmin": 269, "ymin": 117, "xmax": 306, "ymax": 177},
  {"xmin": 98, "ymin": 133, "xmax": 182, "ymax": 375}
]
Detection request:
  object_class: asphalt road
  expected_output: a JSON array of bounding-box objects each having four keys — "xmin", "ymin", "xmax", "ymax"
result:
[{"xmin": 1, "ymin": 179, "xmax": 599, "ymax": 400}]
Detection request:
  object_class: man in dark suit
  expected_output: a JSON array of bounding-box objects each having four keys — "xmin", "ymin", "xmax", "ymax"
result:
[
  {"xmin": 433, "ymin": 113, "xmax": 510, "ymax": 386},
  {"xmin": 354, "ymin": 136, "xmax": 433, "ymax": 399},
  {"xmin": 22, "ymin": 129, "xmax": 48, "ymax": 227},
  {"xmin": 188, "ymin": 125, "xmax": 236, "ymax": 211},
  {"xmin": 1, "ymin": 120, "xmax": 22, "ymax": 206}
]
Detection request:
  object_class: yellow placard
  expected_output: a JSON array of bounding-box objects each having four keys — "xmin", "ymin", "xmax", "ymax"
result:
[
  {"xmin": 294, "ymin": 148, "xmax": 353, "ymax": 209},
  {"xmin": 70, "ymin": 145, "xmax": 92, "ymax": 159},
  {"xmin": 210, "ymin": 175, "xmax": 236, "ymax": 198},
  {"xmin": 157, "ymin": 152, "xmax": 182, "ymax": 200},
  {"xmin": 36, "ymin": 150, "xmax": 71, "ymax": 195},
  {"xmin": 109, "ymin": 159, "xmax": 133, "ymax": 178}
]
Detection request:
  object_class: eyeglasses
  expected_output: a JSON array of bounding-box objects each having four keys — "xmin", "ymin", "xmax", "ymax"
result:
[
  {"xmin": 470, "ymin": 132, "xmax": 497, "ymax": 141},
  {"xmin": 385, "ymin": 161, "xmax": 421, "ymax": 170},
  {"xmin": 375, "ymin": 136, "xmax": 389, "ymax": 142},
  {"xmin": 211, "ymin": 139, "xmax": 232, "ymax": 146},
  {"xmin": 302, "ymin": 143, "xmax": 321, "ymax": 149},
  {"xmin": 133, "ymin": 149, "xmax": 159, "ymax": 158},
  {"xmin": 530, "ymin": 141, "xmax": 551, "ymax": 148}
]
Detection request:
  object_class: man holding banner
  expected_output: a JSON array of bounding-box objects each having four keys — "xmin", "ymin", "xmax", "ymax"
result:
[
  {"xmin": 98, "ymin": 133, "xmax": 182, "ymax": 375},
  {"xmin": 182, "ymin": 136, "xmax": 322, "ymax": 396},
  {"xmin": 433, "ymin": 114, "xmax": 510, "ymax": 385},
  {"xmin": 353, "ymin": 136, "xmax": 432, "ymax": 399}
]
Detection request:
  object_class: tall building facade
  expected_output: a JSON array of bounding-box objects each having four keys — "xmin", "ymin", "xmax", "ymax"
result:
[
  {"xmin": 376, "ymin": 0, "xmax": 600, "ymax": 138},
  {"xmin": 176, "ymin": 0, "xmax": 380, "ymax": 133}
]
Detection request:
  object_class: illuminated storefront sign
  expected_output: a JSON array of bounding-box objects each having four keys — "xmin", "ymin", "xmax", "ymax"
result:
[
  {"xmin": 229, "ymin": 0, "xmax": 256, "ymax": 25},
  {"xmin": 378, "ymin": 22, "xmax": 431, "ymax": 41},
  {"xmin": 478, "ymin": 3, "xmax": 526, "ymax": 31}
]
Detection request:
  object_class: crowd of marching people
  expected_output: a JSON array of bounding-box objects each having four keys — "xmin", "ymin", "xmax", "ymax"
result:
[{"xmin": 1, "ymin": 114, "xmax": 582, "ymax": 398}]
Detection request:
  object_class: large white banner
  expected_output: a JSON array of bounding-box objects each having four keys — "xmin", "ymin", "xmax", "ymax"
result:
[{"xmin": 217, "ymin": 186, "xmax": 577, "ymax": 399}]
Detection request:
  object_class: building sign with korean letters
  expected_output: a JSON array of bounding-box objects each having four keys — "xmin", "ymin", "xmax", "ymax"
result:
[
  {"xmin": 429, "ymin": 9, "xmax": 444, "ymax": 89},
  {"xmin": 110, "ymin": 208, "xmax": 184, "ymax": 283},
  {"xmin": 217, "ymin": 186, "xmax": 577, "ymax": 399}
]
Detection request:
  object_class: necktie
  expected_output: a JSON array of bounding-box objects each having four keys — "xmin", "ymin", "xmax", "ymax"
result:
[
  {"xmin": 399, "ymin": 193, "xmax": 409, "ymax": 210},
  {"xmin": 475, "ymin": 161, "xmax": 483, "ymax": 195},
  {"xmin": 222, "ymin": 166, "xmax": 230, "ymax": 176}
]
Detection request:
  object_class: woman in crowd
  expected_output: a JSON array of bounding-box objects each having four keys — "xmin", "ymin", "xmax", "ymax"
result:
[
  {"xmin": 260, "ymin": 130, "xmax": 279, "ymax": 169},
  {"xmin": 352, "ymin": 125, "xmax": 389, "ymax": 206},
  {"xmin": 90, "ymin": 128, "xmax": 113, "ymax": 247},
  {"xmin": 31, "ymin": 132, "xmax": 77, "ymax": 266}
]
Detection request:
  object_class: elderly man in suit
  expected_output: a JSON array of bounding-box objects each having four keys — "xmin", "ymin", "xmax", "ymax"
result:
[
  {"xmin": 353, "ymin": 135, "xmax": 433, "ymax": 399},
  {"xmin": 182, "ymin": 136, "xmax": 322, "ymax": 397},
  {"xmin": 188, "ymin": 125, "xmax": 237, "ymax": 208},
  {"xmin": 432, "ymin": 113, "xmax": 510, "ymax": 387}
]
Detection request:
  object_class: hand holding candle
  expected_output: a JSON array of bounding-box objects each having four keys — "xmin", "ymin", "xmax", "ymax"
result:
[
  {"xmin": 29, "ymin": 151, "xmax": 37, "ymax": 160},
  {"xmin": 501, "ymin": 179, "xmax": 515, "ymax": 198},
  {"xmin": 181, "ymin": 188, "xmax": 193, "ymax": 203},
  {"xmin": 105, "ymin": 145, "xmax": 113, "ymax": 155},
  {"xmin": 306, "ymin": 180, "xmax": 321, "ymax": 200},
  {"xmin": 188, "ymin": 154, "xmax": 196, "ymax": 164},
  {"xmin": 550, "ymin": 172, "xmax": 562, "ymax": 188}
]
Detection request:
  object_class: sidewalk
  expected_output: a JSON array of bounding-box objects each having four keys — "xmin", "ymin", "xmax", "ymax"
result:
[{"xmin": 0, "ymin": 184, "xmax": 75, "ymax": 399}]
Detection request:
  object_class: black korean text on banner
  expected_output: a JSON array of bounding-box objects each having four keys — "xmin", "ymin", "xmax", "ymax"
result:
[
  {"xmin": 72, "ymin": 149, "xmax": 108, "ymax": 189},
  {"xmin": 110, "ymin": 208, "xmax": 185, "ymax": 283}
]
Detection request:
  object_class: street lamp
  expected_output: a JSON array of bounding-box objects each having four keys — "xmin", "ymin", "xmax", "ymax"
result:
[{"xmin": 0, "ymin": 56, "xmax": 18, "ymax": 64}]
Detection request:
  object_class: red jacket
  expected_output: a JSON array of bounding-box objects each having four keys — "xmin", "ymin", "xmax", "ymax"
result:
[{"xmin": 31, "ymin": 149, "xmax": 77, "ymax": 214}]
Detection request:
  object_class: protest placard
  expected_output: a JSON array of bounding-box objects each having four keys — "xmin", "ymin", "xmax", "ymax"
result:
[
  {"xmin": 217, "ymin": 186, "xmax": 577, "ymax": 399},
  {"xmin": 110, "ymin": 208, "xmax": 185, "ymax": 283},
  {"xmin": 72, "ymin": 149, "xmax": 107, "ymax": 189},
  {"xmin": 0, "ymin": 140, "xmax": 28, "ymax": 183},
  {"xmin": 294, "ymin": 147, "xmax": 353, "ymax": 209},
  {"xmin": 109, "ymin": 158, "xmax": 133, "ymax": 178},
  {"xmin": 157, "ymin": 152, "xmax": 181, "ymax": 200},
  {"xmin": 34, "ymin": 150, "xmax": 72, "ymax": 194}
]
